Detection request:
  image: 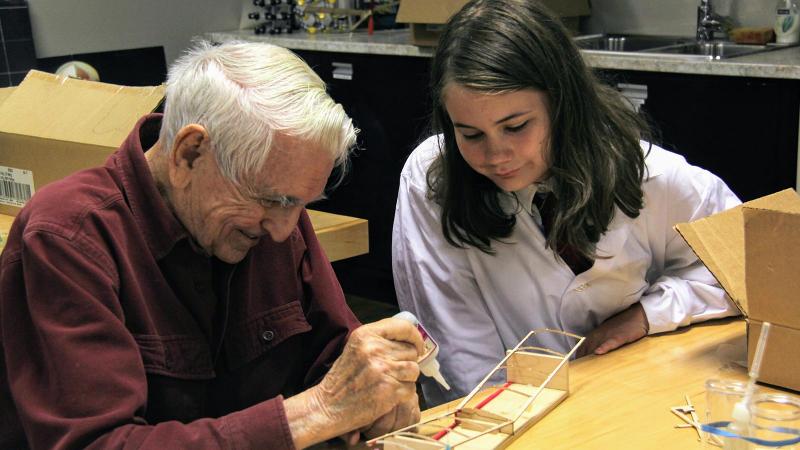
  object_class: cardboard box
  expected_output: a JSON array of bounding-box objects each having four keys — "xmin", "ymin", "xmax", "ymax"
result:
[
  {"xmin": 0, "ymin": 70, "xmax": 164, "ymax": 216},
  {"xmin": 0, "ymin": 87, "xmax": 15, "ymax": 106},
  {"xmin": 396, "ymin": 0, "xmax": 591, "ymax": 46},
  {"xmin": 676, "ymin": 189, "xmax": 800, "ymax": 392}
]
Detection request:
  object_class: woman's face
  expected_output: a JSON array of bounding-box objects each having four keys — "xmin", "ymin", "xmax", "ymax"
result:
[{"xmin": 443, "ymin": 84, "xmax": 552, "ymax": 192}]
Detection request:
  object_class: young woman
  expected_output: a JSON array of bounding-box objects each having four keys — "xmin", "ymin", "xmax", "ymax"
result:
[{"xmin": 392, "ymin": 0, "xmax": 741, "ymax": 405}]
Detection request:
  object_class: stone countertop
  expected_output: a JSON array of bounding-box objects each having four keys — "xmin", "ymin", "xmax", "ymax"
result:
[
  {"xmin": 207, "ymin": 29, "xmax": 434, "ymax": 58},
  {"xmin": 207, "ymin": 28, "xmax": 800, "ymax": 80}
]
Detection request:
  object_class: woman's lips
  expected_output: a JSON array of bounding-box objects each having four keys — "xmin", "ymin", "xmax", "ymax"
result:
[{"xmin": 495, "ymin": 168, "xmax": 520, "ymax": 178}]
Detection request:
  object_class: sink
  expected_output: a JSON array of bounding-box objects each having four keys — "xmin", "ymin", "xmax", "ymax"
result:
[
  {"xmin": 639, "ymin": 42, "xmax": 772, "ymax": 60},
  {"xmin": 574, "ymin": 33, "xmax": 787, "ymax": 60},
  {"xmin": 574, "ymin": 34, "xmax": 693, "ymax": 52}
]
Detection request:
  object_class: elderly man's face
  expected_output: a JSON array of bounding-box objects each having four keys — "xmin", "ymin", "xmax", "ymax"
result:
[{"xmin": 172, "ymin": 131, "xmax": 334, "ymax": 263}]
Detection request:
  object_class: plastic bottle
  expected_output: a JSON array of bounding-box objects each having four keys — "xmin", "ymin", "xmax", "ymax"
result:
[
  {"xmin": 393, "ymin": 311, "xmax": 451, "ymax": 390},
  {"xmin": 775, "ymin": 0, "xmax": 800, "ymax": 45}
]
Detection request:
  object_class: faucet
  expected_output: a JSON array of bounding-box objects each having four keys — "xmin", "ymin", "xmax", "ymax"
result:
[{"xmin": 697, "ymin": 0, "xmax": 723, "ymax": 42}]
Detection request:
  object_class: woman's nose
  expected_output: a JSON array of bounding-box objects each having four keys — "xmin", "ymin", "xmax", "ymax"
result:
[{"xmin": 484, "ymin": 139, "xmax": 512, "ymax": 164}]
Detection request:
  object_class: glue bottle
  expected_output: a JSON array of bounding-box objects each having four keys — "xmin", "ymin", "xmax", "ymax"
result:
[{"xmin": 393, "ymin": 311, "xmax": 451, "ymax": 390}]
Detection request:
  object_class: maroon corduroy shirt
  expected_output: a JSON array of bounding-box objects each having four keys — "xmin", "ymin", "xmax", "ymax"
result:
[{"xmin": 0, "ymin": 114, "xmax": 360, "ymax": 449}]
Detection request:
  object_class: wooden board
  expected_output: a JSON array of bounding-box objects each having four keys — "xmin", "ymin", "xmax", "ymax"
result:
[
  {"xmin": 0, "ymin": 213, "xmax": 12, "ymax": 253},
  {"xmin": 306, "ymin": 209, "xmax": 368, "ymax": 262}
]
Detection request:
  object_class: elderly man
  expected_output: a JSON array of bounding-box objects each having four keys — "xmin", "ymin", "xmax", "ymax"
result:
[{"xmin": 0, "ymin": 42, "xmax": 422, "ymax": 449}]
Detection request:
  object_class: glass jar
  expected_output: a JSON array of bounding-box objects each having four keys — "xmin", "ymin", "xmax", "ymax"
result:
[
  {"xmin": 749, "ymin": 392, "xmax": 800, "ymax": 449},
  {"xmin": 705, "ymin": 378, "xmax": 749, "ymax": 447}
]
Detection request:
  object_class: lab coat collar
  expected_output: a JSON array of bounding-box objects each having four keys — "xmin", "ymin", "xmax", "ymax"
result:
[
  {"xmin": 501, "ymin": 180, "xmax": 553, "ymax": 217},
  {"xmin": 643, "ymin": 141, "xmax": 666, "ymax": 178}
]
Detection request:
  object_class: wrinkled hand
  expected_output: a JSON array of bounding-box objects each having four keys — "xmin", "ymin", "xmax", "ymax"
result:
[
  {"xmin": 339, "ymin": 395, "xmax": 421, "ymax": 446},
  {"xmin": 311, "ymin": 318, "xmax": 424, "ymax": 442},
  {"xmin": 577, "ymin": 302, "xmax": 650, "ymax": 357},
  {"xmin": 360, "ymin": 394, "xmax": 420, "ymax": 440}
]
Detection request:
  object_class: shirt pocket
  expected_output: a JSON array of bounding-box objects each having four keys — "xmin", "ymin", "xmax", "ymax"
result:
[
  {"xmin": 224, "ymin": 300, "xmax": 312, "ymax": 371},
  {"xmin": 132, "ymin": 334, "xmax": 215, "ymax": 380}
]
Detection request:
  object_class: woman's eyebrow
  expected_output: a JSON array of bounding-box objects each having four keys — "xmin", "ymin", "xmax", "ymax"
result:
[
  {"xmin": 453, "ymin": 111, "xmax": 531, "ymax": 129},
  {"xmin": 493, "ymin": 111, "xmax": 530, "ymax": 124}
]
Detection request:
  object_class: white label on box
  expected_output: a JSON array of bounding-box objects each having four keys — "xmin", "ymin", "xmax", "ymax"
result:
[{"xmin": 0, "ymin": 165, "xmax": 35, "ymax": 207}]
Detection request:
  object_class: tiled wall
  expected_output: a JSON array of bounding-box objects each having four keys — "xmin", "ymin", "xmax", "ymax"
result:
[{"xmin": 0, "ymin": 0, "xmax": 35, "ymax": 87}]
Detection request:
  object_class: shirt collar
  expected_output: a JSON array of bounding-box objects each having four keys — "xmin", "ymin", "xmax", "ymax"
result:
[
  {"xmin": 500, "ymin": 179, "xmax": 553, "ymax": 216},
  {"xmin": 110, "ymin": 113, "xmax": 190, "ymax": 259}
]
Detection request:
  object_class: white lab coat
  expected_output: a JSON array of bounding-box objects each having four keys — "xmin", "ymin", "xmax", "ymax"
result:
[{"xmin": 392, "ymin": 135, "xmax": 741, "ymax": 405}]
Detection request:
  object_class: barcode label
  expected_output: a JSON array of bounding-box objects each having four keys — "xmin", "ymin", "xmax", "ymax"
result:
[{"xmin": 0, "ymin": 165, "xmax": 35, "ymax": 207}]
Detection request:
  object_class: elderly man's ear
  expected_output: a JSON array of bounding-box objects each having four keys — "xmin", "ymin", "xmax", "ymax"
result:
[{"xmin": 169, "ymin": 124, "xmax": 211, "ymax": 189}]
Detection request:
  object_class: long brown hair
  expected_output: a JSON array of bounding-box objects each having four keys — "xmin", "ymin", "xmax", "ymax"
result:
[{"xmin": 427, "ymin": 0, "xmax": 650, "ymax": 258}]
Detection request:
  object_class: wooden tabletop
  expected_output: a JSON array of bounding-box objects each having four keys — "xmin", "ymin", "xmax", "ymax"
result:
[
  {"xmin": 306, "ymin": 209, "xmax": 368, "ymax": 262},
  {"xmin": 0, "ymin": 210, "xmax": 368, "ymax": 262},
  {"xmin": 0, "ymin": 213, "xmax": 12, "ymax": 253},
  {"xmin": 422, "ymin": 318, "xmax": 765, "ymax": 449}
]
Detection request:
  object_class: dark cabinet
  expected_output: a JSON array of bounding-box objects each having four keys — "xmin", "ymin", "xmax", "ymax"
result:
[
  {"xmin": 295, "ymin": 50, "xmax": 432, "ymax": 303},
  {"xmin": 599, "ymin": 70, "xmax": 800, "ymax": 202}
]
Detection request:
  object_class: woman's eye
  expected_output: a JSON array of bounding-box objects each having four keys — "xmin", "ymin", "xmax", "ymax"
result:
[
  {"xmin": 506, "ymin": 121, "xmax": 528, "ymax": 133},
  {"xmin": 461, "ymin": 132, "xmax": 483, "ymax": 141}
]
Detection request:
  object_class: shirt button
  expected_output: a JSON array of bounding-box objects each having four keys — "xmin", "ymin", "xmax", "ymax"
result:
[{"xmin": 261, "ymin": 330, "xmax": 275, "ymax": 342}]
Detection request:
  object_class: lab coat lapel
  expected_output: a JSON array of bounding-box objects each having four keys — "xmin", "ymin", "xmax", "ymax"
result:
[{"xmin": 566, "ymin": 207, "xmax": 634, "ymax": 290}]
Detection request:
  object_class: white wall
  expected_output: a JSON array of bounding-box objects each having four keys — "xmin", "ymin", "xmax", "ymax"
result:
[
  {"xmin": 27, "ymin": 0, "xmax": 244, "ymax": 66},
  {"xmin": 583, "ymin": 0, "xmax": 774, "ymax": 36}
]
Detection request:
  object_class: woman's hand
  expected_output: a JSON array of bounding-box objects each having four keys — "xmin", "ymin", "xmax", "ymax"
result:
[{"xmin": 577, "ymin": 302, "xmax": 650, "ymax": 357}]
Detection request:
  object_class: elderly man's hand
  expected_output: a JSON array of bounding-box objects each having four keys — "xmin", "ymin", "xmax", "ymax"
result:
[
  {"xmin": 577, "ymin": 302, "xmax": 649, "ymax": 357},
  {"xmin": 286, "ymin": 318, "xmax": 423, "ymax": 448},
  {"xmin": 339, "ymin": 396, "xmax": 421, "ymax": 446},
  {"xmin": 359, "ymin": 395, "xmax": 421, "ymax": 440}
]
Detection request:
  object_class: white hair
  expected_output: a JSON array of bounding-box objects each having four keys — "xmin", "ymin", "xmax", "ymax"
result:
[{"xmin": 159, "ymin": 40, "xmax": 357, "ymax": 187}]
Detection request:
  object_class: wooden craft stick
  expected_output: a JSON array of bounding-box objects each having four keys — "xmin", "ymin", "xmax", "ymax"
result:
[{"xmin": 683, "ymin": 395, "xmax": 702, "ymax": 441}]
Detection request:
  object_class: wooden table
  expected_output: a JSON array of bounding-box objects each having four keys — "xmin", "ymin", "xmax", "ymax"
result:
[
  {"xmin": 421, "ymin": 318, "xmax": 780, "ymax": 449},
  {"xmin": 0, "ymin": 210, "xmax": 368, "ymax": 262},
  {"xmin": 0, "ymin": 213, "xmax": 12, "ymax": 253},
  {"xmin": 306, "ymin": 209, "xmax": 368, "ymax": 262}
]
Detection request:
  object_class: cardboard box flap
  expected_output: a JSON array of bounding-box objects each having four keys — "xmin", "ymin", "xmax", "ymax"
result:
[
  {"xmin": 744, "ymin": 189, "xmax": 800, "ymax": 327},
  {"xmin": 0, "ymin": 87, "xmax": 14, "ymax": 106},
  {"xmin": 396, "ymin": 0, "xmax": 590, "ymax": 24},
  {"xmin": 396, "ymin": 0, "xmax": 469, "ymax": 24},
  {"xmin": 0, "ymin": 70, "xmax": 164, "ymax": 149},
  {"xmin": 744, "ymin": 187, "xmax": 800, "ymax": 213},
  {"xmin": 675, "ymin": 203, "xmax": 748, "ymax": 314}
]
